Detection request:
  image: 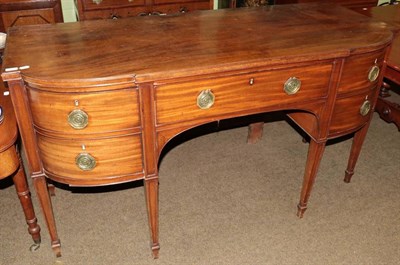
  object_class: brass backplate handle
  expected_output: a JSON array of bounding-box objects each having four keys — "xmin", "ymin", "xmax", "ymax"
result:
[
  {"xmin": 284, "ymin": 77, "xmax": 301, "ymax": 95},
  {"xmin": 68, "ymin": 109, "xmax": 88, "ymax": 129},
  {"xmin": 368, "ymin": 65, "xmax": 380, "ymax": 82},
  {"xmin": 197, "ymin": 89, "xmax": 215, "ymax": 109},
  {"xmin": 360, "ymin": 100, "xmax": 371, "ymax": 116},
  {"xmin": 75, "ymin": 153, "xmax": 96, "ymax": 171}
]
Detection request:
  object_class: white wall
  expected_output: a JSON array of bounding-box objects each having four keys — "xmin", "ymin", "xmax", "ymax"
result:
[{"xmin": 61, "ymin": 0, "xmax": 77, "ymax": 22}]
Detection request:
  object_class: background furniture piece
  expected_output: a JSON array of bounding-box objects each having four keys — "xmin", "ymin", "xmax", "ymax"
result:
[
  {"xmin": 0, "ymin": 0, "xmax": 63, "ymax": 32},
  {"xmin": 75, "ymin": 0, "xmax": 214, "ymax": 20},
  {"xmin": 364, "ymin": 4, "xmax": 400, "ymax": 129},
  {"xmin": 273, "ymin": 0, "xmax": 378, "ymax": 14},
  {"xmin": 1, "ymin": 4, "xmax": 393, "ymax": 258},
  {"xmin": 0, "ymin": 64, "xmax": 41, "ymax": 251}
]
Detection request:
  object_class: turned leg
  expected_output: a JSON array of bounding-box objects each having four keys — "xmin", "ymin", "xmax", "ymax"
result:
[
  {"xmin": 379, "ymin": 81, "xmax": 391, "ymax": 98},
  {"xmin": 144, "ymin": 177, "xmax": 160, "ymax": 258},
  {"xmin": 12, "ymin": 162, "xmax": 41, "ymax": 250},
  {"xmin": 344, "ymin": 124, "xmax": 370, "ymax": 183},
  {"xmin": 32, "ymin": 173, "xmax": 61, "ymax": 257},
  {"xmin": 247, "ymin": 122, "xmax": 264, "ymax": 144},
  {"xmin": 297, "ymin": 139, "xmax": 326, "ymax": 218}
]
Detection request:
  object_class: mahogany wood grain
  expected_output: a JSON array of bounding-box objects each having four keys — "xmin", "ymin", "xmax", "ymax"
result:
[
  {"xmin": 1, "ymin": 4, "xmax": 394, "ymax": 258},
  {"xmin": 27, "ymin": 87, "xmax": 141, "ymax": 135},
  {"xmin": 37, "ymin": 133, "xmax": 144, "ymax": 185}
]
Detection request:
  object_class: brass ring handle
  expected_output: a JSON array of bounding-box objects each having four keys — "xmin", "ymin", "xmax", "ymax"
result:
[
  {"xmin": 360, "ymin": 100, "xmax": 371, "ymax": 116},
  {"xmin": 75, "ymin": 153, "xmax": 96, "ymax": 171},
  {"xmin": 68, "ymin": 109, "xmax": 88, "ymax": 129},
  {"xmin": 197, "ymin": 90, "xmax": 215, "ymax": 109},
  {"xmin": 368, "ymin": 65, "xmax": 380, "ymax": 82},
  {"xmin": 0, "ymin": 106, "xmax": 4, "ymax": 124},
  {"xmin": 284, "ymin": 77, "xmax": 301, "ymax": 95}
]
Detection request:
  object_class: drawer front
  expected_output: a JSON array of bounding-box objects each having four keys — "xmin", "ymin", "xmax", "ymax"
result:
[
  {"xmin": 338, "ymin": 49, "xmax": 386, "ymax": 94},
  {"xmin": 79, "ymin": 6, "xmax": 149, "ymax": 19},
  {"xmin": 329, "ymin": 92, "xmax": 375, "ymax": 135},
  {"xmin": 82, "ymin": 0, "xmax": 146, "ymax": 10},
  {"xmin": 153, "ymin": 0, "xmax": 210, "ymax": 5},
  {"xmin": 27, "ymin": 88, "xmax": 140, "ymax": 134},
  {"xmin": 1, "ymin": 9, "xmax": 56, "ymax": 29},
  {"xmin": 155, "ymin": 64, "xmax": 332, "ymax": 125},
  {"xmin": 152, "ymin": 2, "xmax": 211, "ymax": 14},
  {"xmin": 37, "ymin": 134, "xmax": 143, "ymax": 182}
]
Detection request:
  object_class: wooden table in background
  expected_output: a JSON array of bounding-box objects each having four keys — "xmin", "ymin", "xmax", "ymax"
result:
[
  {"xmin": 0, "ymin": 0, "xmax": 63, "ymax": 251},
  {"xmin": 0, "ymin": 64, "xmax": 41, "ymax": 250}
]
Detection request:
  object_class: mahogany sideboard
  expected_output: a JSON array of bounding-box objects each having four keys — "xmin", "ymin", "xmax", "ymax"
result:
[
  {"xmin": 75, "ymin": 0, "xmax": 214, "ymax": 20},
  {"xmin": 1, "ymin": 4, "xmax": 394, "ymax": 258}
]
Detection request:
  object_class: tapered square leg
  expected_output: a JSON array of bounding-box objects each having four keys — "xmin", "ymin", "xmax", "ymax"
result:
[
  {"xmin": 144, "ymin": 177, "xmax": 160, "ymax": 258},
  {"xmin": 247, "ymin": 122, "xmax": 264, "ymax": 144},
  {"xmin": 344, "ymin": 125, "xmax": 370, "ymax": 183},
  {"xmin": 297, "ymin": 140, "xmax": 326, "ymax": 218}
]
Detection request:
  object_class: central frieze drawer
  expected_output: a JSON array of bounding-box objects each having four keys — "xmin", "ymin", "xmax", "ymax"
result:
[
  {"xmin": 36, "ymin": 134, "xmax": 143, "ymax": 184},
  {"xmin": 155, "ymin": 63, "xmax": 332, "ymax": 125},
  {"xmin": 27, "ymin": 88, "xmax": 140, "ymax": 134}
]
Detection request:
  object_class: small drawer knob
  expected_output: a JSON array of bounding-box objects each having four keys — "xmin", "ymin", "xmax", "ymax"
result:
[
  {"xmin": 92, "ymin": 0, "xmax": 102, "ymax": 4},
  {"xmin": 75, "ymin": 153, "xmax": 96, "ymax": 171},
  {"xmin": 68, "ymin": 109, "xmax": 88, "ymax": 129},
  {"xmin": 368, "ymin": 65, "xmax": 380, "ymax": 82},
  {"xmin": 359, "ymin": 100, "xmax": 371, "ymax": 116},
  {"xmin": 197, "ymin": 90, "xmax": 215, "ymax": 110},
  {"xmin": 284, "ymin": 77, "xmax": 301, "ymax": 95}
]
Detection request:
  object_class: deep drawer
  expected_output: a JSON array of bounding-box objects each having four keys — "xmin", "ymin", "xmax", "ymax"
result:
[
  {"xmin": 329, "ymin": 91, "xmax": 376, "ymax": 136},
  {"xmin": 37, "ymin": 134, "xmax": 143, "ymax": 183},
  {"xmin": 155, "ymin": 63, "xmax": 332, "ymax": 125},
  {"xmin": 27, "ymin": 88, "xmax": 140, "ymax": 134}
]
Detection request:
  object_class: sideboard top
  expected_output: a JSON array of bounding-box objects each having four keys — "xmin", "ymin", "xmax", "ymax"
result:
[{"xmin": 1, "ymin": 3, "xmax": 394, "ymax": 83}]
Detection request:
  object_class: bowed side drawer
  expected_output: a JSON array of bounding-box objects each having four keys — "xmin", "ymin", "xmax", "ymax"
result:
[
  {"xmin": 27, "ymin": 87, "xmax": 140, "ymax": 135},
  {"xmin": 36, "ymin": 133, "xmax": 144, "ymax": 186}
]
